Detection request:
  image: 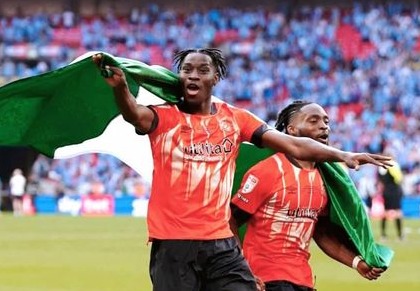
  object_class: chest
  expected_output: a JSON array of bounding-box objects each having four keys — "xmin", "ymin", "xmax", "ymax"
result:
[
  {"xmin": 268, "ymin": 171, "xmax": 328, "ymax": 211},
  {"xmin": 154, "ymin": 113, "xmax": 242, "ymax": 164}
]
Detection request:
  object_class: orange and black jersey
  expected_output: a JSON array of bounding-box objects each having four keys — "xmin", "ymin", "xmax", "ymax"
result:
[
  {"xmin": 231, "ymin": 153, "xmax": 328, "ymax": 288},
  {"xmin": 145, "ymin": 100, "xmax": 268, "ymax": 240}
]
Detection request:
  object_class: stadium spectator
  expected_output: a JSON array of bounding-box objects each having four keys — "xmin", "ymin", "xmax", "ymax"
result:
[
  {"xmin": 230, "ymin": 101, "xmax": 385, "ymax": 291},
  {"xmin": 93, "ymin": 47, "xmax": 390, "ymax": 291}
]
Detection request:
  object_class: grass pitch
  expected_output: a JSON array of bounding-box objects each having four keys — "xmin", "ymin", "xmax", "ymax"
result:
[{"xmin": 0, "ymin": 215, "xmax": 419, "ymax": 291}]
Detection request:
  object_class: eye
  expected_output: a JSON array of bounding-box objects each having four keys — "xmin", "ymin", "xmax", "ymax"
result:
[
  {"xmin": 181, "ymin": 65, "xmax": 192, "ymax": 73},
  {"xmin": 199, "ymin": 67, "xmax": 210, "ymax": 74}
]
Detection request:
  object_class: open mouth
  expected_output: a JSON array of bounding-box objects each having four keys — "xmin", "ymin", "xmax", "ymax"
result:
[
  {"xmin": 317, "ymin": 134, "xmax": 329, "ymax": 144},
  {"xmin": 185, "ymin": 84, "xmax": 200, "ymax": 96},
  {"xmin": 186, "ymin": 84, "xmax": 199, "ymax": 90}
]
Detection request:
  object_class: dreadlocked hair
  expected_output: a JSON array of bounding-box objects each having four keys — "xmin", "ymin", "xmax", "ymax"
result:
[
  {"xmin": 173, "ymin": 48, "xmax": 227, "ymax": 79},
  {"xmin": 275, "ymin": 100, "xmax": 313, "ymax": 134}
]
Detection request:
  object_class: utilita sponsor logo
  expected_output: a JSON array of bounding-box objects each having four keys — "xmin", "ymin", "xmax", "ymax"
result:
[
  {"xmin": 287, "ymin": 208, "xmax": 318, "ymax": 219},
  {"xmin": 183, "ymin": 138, "xmax": 233, "ymax": 161}
]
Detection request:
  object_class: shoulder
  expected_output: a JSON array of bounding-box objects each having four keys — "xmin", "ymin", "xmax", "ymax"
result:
[
  {"xmin": 149, "ymin": 103, "xmax": 181, "ymax": 120},
  {"xmin": 250, "ymin": 153, "xmax": 288, "ymax": 174},
  {"xmin": 213, "ymin": 98, "xmax": 246, "ymax": 113},
  {"xmin": 150, "ymin": 103, "xmax": 177, "ymax": 112}
]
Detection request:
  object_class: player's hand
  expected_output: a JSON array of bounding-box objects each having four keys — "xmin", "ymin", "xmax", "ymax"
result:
[
  {"xmin": 255, "ymin": 276, "xmax": 265, "ymax": 291},
  {"xmin": 343, "ymin": 152, "xmax": 392, "ymax": 170},
  {"xmin": 356, "ymin": 260, "xmax": 385, "ymax": 280},
  {"xmin": 92, "ymin": 53, "xmax": 127, "ymax": 88}
]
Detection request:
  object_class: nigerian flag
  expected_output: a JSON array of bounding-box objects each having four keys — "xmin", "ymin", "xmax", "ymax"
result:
[
  {"xmin": 0, "ymin": 51, "xmax": 180, "ymax": 182},
  {"xmin": 0, "ymin": 51, "xmax": 393, "ymax": 268}
]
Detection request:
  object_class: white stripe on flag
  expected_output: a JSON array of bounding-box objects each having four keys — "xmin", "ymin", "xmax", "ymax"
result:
[{"xmin": 54, "ymin": 87, "xmax": 163, "ymax": 183}]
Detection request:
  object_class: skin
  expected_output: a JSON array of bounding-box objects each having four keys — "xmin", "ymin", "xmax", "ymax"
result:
[
  {"xmin": 177, "ymin": 52, "xmax": 219, "ymax": 114},
  {"xmin": 91, "ymin": 53, "xmax": 392, "ymax": 169}
]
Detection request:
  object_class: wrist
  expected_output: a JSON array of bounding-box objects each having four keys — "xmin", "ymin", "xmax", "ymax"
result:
[{"xmin": 352, "ymin": 255, "xmax": 363, "ymax": 269}]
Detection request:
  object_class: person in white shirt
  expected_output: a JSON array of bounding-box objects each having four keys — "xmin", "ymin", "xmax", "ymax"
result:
[{"xmin": 9, "ymin": 168, "xmax": 26, "ymax": 216}]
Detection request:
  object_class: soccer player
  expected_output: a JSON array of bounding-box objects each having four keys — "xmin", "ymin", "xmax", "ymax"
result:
[
  {"xmin": 230, "ymin": 101, "xmax": 385, "ymax": 291},
  {"xmin": 93, "ymin": 49, "xmax": 390, "ymax": 291},
  {"xmin": 377, "ymin": 150, "xmax": 405, "ymax": 241}
]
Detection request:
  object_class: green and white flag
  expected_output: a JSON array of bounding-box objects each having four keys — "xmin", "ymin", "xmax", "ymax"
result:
[
  {"xmin": 0, "ymin": 51, "xmax": 180, "ymax": 182},
  {"xmin": 0, "ymin": 51, "xmax": 393, "ymax": 268}
]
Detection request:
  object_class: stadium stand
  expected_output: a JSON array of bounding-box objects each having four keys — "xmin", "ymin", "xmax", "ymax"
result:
[{"xmin": 0, "ymin": 0, "xmax": 419, "ymax": 200}]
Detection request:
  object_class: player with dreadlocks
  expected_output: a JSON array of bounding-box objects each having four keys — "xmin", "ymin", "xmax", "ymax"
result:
[
  {"xmin": 93, "ymin": 49, "xmax": 390, "ymax": 291},
  {"xmin": 230, "ymin": 100, "xmax": 386, "ymax": 291}
]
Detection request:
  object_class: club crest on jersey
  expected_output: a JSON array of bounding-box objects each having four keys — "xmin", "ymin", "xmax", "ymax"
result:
[
  {"xmin": 242, "ymin": 174, "xmax": 258, "ymax": 194},
  {"xmin": 220, "ymin": 120, "xmax": 233, "ymax": 132}
]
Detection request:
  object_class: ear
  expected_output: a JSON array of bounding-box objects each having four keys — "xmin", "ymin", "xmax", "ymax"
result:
[
  {"xmin": 287, "ymin": 124, "xmax": 297, "ymax": 135},
  {"xmin": 214, "ymin": 73, "xmax": 220, "ymax": 86}
]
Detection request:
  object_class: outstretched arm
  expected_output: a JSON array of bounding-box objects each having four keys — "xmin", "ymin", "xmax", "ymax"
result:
[
  {"xmin": 261, "ymin": 130, "xmax": 392, "ymax": 169},
  {"xmin": 313, "ymin": 217, "xmax": 385, "ymax": 280},
  {"xmin": 92, "ymin": 54, "xmax": 155, "ymax": 133}
]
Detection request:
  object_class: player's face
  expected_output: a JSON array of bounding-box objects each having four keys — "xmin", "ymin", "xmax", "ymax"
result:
[
  {"xmin": 179, "ymin": 53, "xmax": 219, "ymax": 106},
  {"xmin": 289, "ymin": 104, "xmax": 330, "ymax": 145}
]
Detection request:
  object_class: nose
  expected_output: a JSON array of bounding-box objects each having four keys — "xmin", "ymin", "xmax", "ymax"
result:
[
  {"xmin": 320, "ymin": 121, "xmax": 329, "ymax": 130},
  {"xmin": 188, "ymin": 69, "xmax": 200, "ymax": 79}
]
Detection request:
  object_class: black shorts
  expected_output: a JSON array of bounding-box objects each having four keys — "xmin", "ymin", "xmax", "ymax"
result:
[
  {"xmin": 11, "ymin": 195, "xmax": 23, "ymax": 201},
  {"xmin": 265, "ymin": 280, "xmax": 314, "ymax": 291},
  {"xmin": 149, "ymin": 237, "xmax": 257, "ymax": 291},
  {"xmin": 383, "ymin": 192, "xmax": 402, "ymax": 210}
]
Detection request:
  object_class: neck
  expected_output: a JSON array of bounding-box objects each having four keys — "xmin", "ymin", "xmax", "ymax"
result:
[
  {"xmin": 179, "ymin": 100, "xmax": 215, "ymax": 115},
  {"xmin": 286, "ymin": 154, "xmax": 316, "ymax": 170}
]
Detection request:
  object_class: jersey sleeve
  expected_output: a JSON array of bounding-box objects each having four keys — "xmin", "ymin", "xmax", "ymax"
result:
[
  {"xmin": 233, "ymin": 107, "xmax": 267, "ymax": 143},
  {"xmin": 231, "ymin": 158, "xmax": 276, "ymax": 214},
  {"xmin": 147, "ymin": 104, "xmax": 176, "ymax": 136}
]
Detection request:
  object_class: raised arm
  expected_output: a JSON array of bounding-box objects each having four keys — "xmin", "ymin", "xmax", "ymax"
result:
[
  {"xmin": 261, "ymin": 130, "xmax": 392, "ymax": 169},
  {"xmin": 313, "ymin": 217, "xmax": 385, "ymax": 280},
  {"xmin": 92, "ymin": 54, "xmax": 155, "ymax": 133}
]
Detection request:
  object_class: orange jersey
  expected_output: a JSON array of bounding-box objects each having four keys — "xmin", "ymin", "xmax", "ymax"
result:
[
  {"xmin": 147, "ymin": 101, "xmax": 266, "ymax": 240},
  {"xmin": 231, "ymin": 153, "xmax": 328, "ymax": 287}
]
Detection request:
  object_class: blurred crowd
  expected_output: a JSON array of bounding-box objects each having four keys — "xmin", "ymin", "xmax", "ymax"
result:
[{"xmin": 1, "ymin": 2, "xmax": 419, "ymax": 197}]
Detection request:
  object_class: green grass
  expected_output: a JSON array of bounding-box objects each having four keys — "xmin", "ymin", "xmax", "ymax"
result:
[
  {"xmin": 311, "ymin": 218, "xmax": 420, "ymax": 291},
  {"xmin": 0, "ymin": 215, "xmax": 419, "ymax": 291}
]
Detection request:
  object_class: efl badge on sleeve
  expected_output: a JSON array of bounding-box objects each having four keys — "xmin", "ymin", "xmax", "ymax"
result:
[{"xmin": 242, "ymin": 174, "xmax": 258, "ymax": 194}]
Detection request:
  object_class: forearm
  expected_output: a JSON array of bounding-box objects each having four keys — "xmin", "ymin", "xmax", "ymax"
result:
[
  {"xmin": 262, "ymin": 131, "xmax": 348, "ymax": 162},
  {"xmin": 230, "ymin": 203, "xmax": 252, "ymax": 247},
  {"xmin": 113, "ymin": 83, "xmax": 140, "ymax": 124},
  {"xmin": 314, "ymin": 219, "xmax": 358, "ymax": 268},
  {"xmin": 229, "ymin": 216, "xmax": 242, "ymax": 247},
  {"xmin": 315, "ymin": 235, "xmax": 357, "ymax": 268}
]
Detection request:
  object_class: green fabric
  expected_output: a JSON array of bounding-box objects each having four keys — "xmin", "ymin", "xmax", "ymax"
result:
[
  {"xmin": 318, "ymin": 162, "xmax": 394, "ymax": 268},
  {"xmin": 232, "ymin": 143, "xmax": 394, "ymax": 269},
  {"xmin": 0, "ymin": 52, "xmax": 180, "ymax": 156}
]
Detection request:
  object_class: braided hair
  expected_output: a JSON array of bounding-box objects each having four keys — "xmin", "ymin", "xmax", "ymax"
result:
[
  {"xmin": 275, "ymin": 100, "xmax": 313, "ymax": 134},
  {"xmin": 173, "ymin": 48, "xmax": 227, "ymax": 79}
]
